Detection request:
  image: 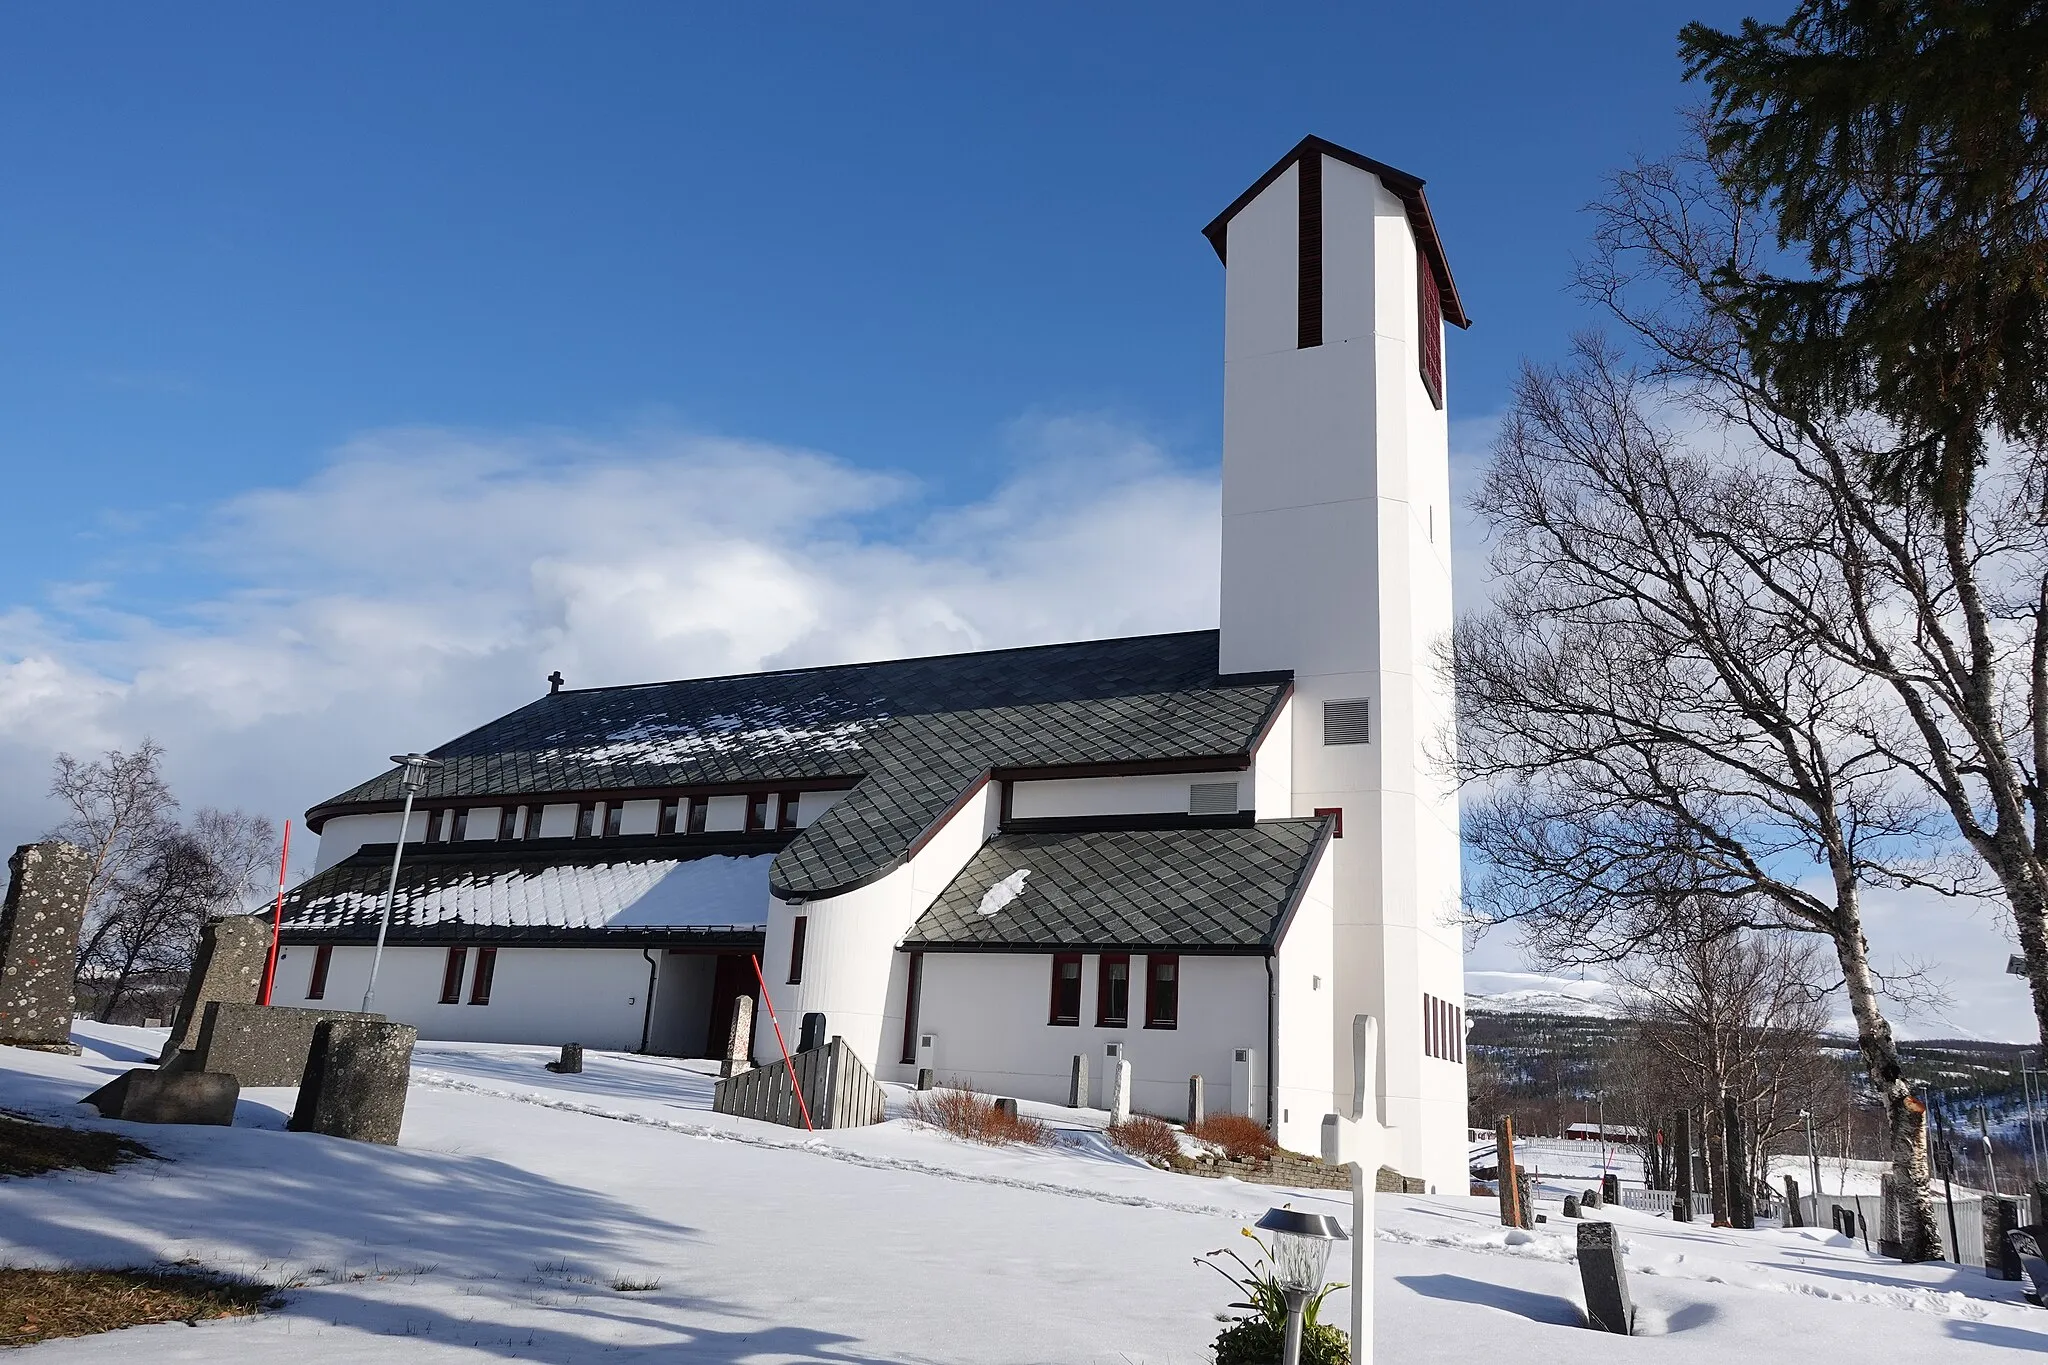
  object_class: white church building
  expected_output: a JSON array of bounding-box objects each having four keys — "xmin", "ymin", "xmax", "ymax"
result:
[{"xmin": 274, "ymin": 135, "xmax": 1471, "ymax": 1192}]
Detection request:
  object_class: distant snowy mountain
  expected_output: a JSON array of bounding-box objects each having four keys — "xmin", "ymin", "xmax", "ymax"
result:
[{"xmin": 1464, "ymin": 971, "xmax": 1620, "ymax": 1019}]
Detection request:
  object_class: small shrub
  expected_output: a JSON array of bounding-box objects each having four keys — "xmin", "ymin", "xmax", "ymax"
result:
[
  {"xmin": 906, "ymin": 1088, "xmax": 1049, "ymax": 1146},
  {"xmin": 1187, "ymin": 1113, "xmax": 1277, "ymax": 1162},
  {"xmin": 1107, "ymin": 1115, "xmax": 1180, "ymax": 1166}
]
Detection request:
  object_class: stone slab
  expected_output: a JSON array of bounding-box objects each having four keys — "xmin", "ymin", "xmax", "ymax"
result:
[
  {"xmin": 191, "ymin": 1002, "xmax": 384, "ymax": 1087},
  {"xmin": 0, "ymin": 841, "xmax": 90, "ymax": 1049},
  {"xmin": 1577, "ymin": 1221, "xmax": 1633, "ymax": 1334},
  {"xmin": 290, "ymin": 1017, "xmax": 417, "ymax": 1145},
  {"xmin": 546, "ymin": 1043, "xmax": 584, "ymax": 1074},
  {"xmin": 720, "ymin": 996, "xmax": 753, "ymax": 1079},
  {"xmin": 1986, "ymin": 1198, "xmax": 2023, "ymax": 1280},
  {"xmin": 161, "ymin": 916, "xmax": 271, "ymax": 1060},
  {"xmin": 85, "ymin": 1067, "xmax": 238, "ymax": 1126}
]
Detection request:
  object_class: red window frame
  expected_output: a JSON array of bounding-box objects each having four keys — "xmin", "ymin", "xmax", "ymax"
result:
[
  {"xmin": 659, "ymin": 798, "xmax": 680, "ymax": 835},
  {"xmin": 1418, "ymin": 245, "xmax": 1445, "ymax": 409},
  {"xmin": 1049, "ymin": 953, "xmax": 1083, "ymax": 1026},
  {"xmin": 306, "ymin": 944, "xmax": 332, "ymax": 1000},
  {"xmin": 1314, "ymin": 806, "xmax": 1344, "ymax": 838},
  {"xmin": 1145, "ymin": 954, "xmax": 1179, "ymax": 1029},
  {"xmin": 746, "ymin": 793, "xmax": 770, "ymax": 832},
  {"xmin": 788, "ymin": 915, "xmax": 808, "ymax": 985},
  {"xmin": 777, "ymin": 791, "xmax": 801, "ymax": 831},
  {"xmin": 1096, "ymin": 952, "xmax": 1130, "ymax": 1028},
  {"xmin": 899, "ymin": 951, "xmax": 924, "ymax": 1065},
  {"xmin": 468, "ymin": 947, "xmax": 497, "ymax": 1005},
  {"xmin": 440, "ymin": 946, "xmax": 468, "ymax": 1004}
]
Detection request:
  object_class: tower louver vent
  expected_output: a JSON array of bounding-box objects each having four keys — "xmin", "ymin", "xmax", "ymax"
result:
[
  {"xmin": 1324, "ymin": 698, "xmax": 1371, "ymax": 745},
  {"xmin": 1189, "ymin": 781, "xmax": 1240, "ymax": 816}
]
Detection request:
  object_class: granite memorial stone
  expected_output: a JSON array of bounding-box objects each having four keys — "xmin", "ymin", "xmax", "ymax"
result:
[
  {"xmin": 1068, "ymin": 1053, "xmax": 1088, "ymax": 1108},
  {"xmin": 994, "ymin": 1097, "xmax": 1019, "ymax": 1122},
  {"xmin": 1986, "ymin": 1198, "xmax": 2023, "ymax": 1280},
  {"xmin": 546, "ymin": 1043, "xmax": 583, "ymax": 1074},
  {"xmin": 798, "ymin": 1011, "xmax": 827, "ymax": 1053},
  {"xmin": 917, "ymin": 1067, "xmax": 934, "ymax": 1091},
  {"xmin": 0, "ymin": 841, "xmax": 91, "ymax": 1052},
  {"xmin": 1577, "ymin": 1221, "xmax": 1633, "ymax": 1334},
  {"xmin": 161, "ymin": 916, "xmax": 271, "ymax": 1061},
  {"xmin": 720, "ymin": 996, "xmax": 753, "ymax": 1078},
  {"xmin": 1602, "ymin": 1172, "xmax": 1621, "ymax": 1206},
  {"xmin": 1563, "ymin": 1194, "xmax": 1581, "ymax": 1219},
  {"xmin": 85, "ymin": 1067, "xmax": 238, "ymax": 1126},
  {"xmin": 1188, "ymin": 1074, "xmax": 1205, "ymax": 1126},
  {"xmin": 1672, "ymin": 1107, "xmax": 1694, "ymax": 1223},
  {"xmin": 290, "ymin": 1017, "xmax": 417, "ymax": 1145},
  {"xmin": 187, "ymin": 1002, "xmax": 384, "ymax": 1087},
  {"xmin": 1107, "ymin": 1057, "xmax": 1132, "ymax": 1125}
]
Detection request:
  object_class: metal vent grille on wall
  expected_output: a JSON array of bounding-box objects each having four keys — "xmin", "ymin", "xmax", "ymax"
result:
[
  {"xmin": 1324, "ymin": 698, "xmax": 1371, "ymax": 745},
  {"xmin": 1189, "ymin": 781, "xmax": 1240, "ymax": 816}
]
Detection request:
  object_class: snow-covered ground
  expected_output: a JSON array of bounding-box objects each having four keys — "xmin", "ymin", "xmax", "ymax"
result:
[{"xmin": 2, "ymin": 1023, "xmax": 2045, "ymax": 1361}]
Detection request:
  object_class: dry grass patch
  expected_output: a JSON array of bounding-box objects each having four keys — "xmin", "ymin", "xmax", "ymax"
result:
[
  {"xmin": 0, "ymin": 1111, "xmax": 152, "ymax": 1179},
  {"xmin": 0, "ymin": 1266, "xmax": 277, "ymax": 1347},
  {"xmin": 1107, "ymin": 1115, "xmax": 1181, "ymax": 1166},
  {"xmin": 906, "ymin": 1088, "xmax": 1050, "ymax": 1146},
  {"xmin": 1186, "ymin": 1113, "xmax": 1277, "ymax": 1162}
]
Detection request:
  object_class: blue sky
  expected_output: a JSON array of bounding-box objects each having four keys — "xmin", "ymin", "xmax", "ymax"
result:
[{"xmin": 9, "ymin": 4, "xmax": 2030, "ymax": 1038}]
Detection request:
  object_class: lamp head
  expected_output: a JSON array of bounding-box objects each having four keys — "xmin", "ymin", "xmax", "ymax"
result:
[
  {"xmin": 389, "ymin": 753, "xmax": 445, "ymax": 795},
  {"xmin": 1254, "ymin": 1207, "xmax": 1346, "ymax": 1293}
]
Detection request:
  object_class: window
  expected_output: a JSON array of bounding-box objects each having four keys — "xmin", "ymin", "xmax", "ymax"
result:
[
  {"xmin": 603, "ymin": 802, "xmax": 624, "ymax": 837},
  {"xmin": 899, "ymin": 951, "xmax": 924, "ymax": 1065},
  {"xmin": 659, "ymin": 798, "xmax": 680, "ymax": 835},
  {"xmin": 1453, "ymin": 1005, "xmax": 1463, "ymax": 1063},
  {"xmin": 1145, "ymin": 955, "xmax": 1179, "ymax": 1029},
  {"xmin": 777, "ymin": 791, "xmax": 801, "ymax": 831},
  {"xmin": 469, "ymin": 947, "xmax": 497, "ymax": 1005},
  {"xmin": 746, "ymin": 793, "xmax": 770, "ymax": 832},
  {"xmin": 1418, "ymin": 245, "xmax": 1445, "ymax": 409},
  {"xmin": 440, "ymin": 947, "xmax": 467, "ymax": 1004},
  {"xmin": 1314, "ymin": 806, "xmax": 1345, "ymax": 838},
  {"xmin": 1096, "ymin": 953, "xmax": 1130, "ymax": 1028},
  {"xmin": 306, "ymin": 944, "xmax": 333, "ymax": 1000},
  {"xmin": 686, "ymin": 797, "xmax": 708, "ymax": 835},
  {"xmin": 1324, "ymin": 698, "xmax": 1371, "ymax": 745},
  {"xmin": 1297, "ymin": 151, "xmax": 1323, "ymax": 349},
  {"xmin": 1424, "ymin": 993, "xmax": 1463, "ymax": 1061},
  {"xmin": 424, "ymin": 809, "xmax": 444, "ymax": 844},
  {"xmin": 449, "ymin": 808, "xmax": 469, "ymax": 841},
  {"xmin": 497, "ymin": 806, "xmax": 520, "ymax": 841},
  {"xmin": 1049, "ymin": 953, "xmax": 1083, "ymax": 1026},
  {"xmin": 1424, "ymin": 993, "xmax": 1438, "ymax": 1058},
  {"xmin": 576, "ymin": 802, "xmax": 597, "ymax": 838},
  {"xmin": 787, "ymin": 915, "xmax": 808, "ymax": 984}
]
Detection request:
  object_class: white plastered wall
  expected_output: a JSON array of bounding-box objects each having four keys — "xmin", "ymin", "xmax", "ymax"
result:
[
  {"xmin": 1006, "ymin": 771, "xmax": 1251, "ymax": 820},
  {"xmin": 1272, "ymin": 841, "xmax": 1336, "ymax": 1153},
  {"xmin": 1216, "ymin": 150, "xmax": 1466, "ymax": 1193}
]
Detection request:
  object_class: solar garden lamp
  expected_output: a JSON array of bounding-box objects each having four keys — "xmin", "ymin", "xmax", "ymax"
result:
[
  {"xmin": 1255, "ymin": 1207, "xmax": 1347, "ymax": 1365},
  {"xmin": 361, "ymin": 752, "xmax": 443, "ymax": 1014}
]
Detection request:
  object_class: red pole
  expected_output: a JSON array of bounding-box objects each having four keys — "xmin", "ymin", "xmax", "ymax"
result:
[
  {"xmin": 750, "ymin": 953, "xmax": 816, "ymax": 1133},
  {"xmin": 260, "ymin": 820, "xmax": 291, "ymax": 1006}
]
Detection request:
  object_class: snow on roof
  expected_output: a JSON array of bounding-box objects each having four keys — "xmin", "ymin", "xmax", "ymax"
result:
[{"xmin": 285, "ymin": 852, "xmax": 774, "ymax": 934}]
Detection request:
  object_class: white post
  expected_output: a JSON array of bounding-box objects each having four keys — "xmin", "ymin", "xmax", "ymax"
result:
[{"xmin": 1321, "ymin": 1015, "xmax": 1388, "ymax": 1365}]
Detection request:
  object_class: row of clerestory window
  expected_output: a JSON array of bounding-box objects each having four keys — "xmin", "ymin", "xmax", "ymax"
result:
[
  {"xmin": 415, "ymin": 791, "xmax": 807, "ymax": 844},
  {"xmin": 1048, "ymin": 952, "xmax": 1178, "ymax": 1030},
  {"xmin": 300, "ymin": 943, "xmax": 497, "ymax": 1007}
]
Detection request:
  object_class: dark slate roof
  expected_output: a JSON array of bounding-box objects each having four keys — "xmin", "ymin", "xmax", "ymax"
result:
[
  {"xmin": 307, "ymin": 630, "xmax": 1291, "ymax": 902},
  {"xmin": 277, "ymin": 834, "xmax": 784, "ymax": 942},
  {"xmin": 902, "ymin": 819, "xmax": 1332, "ymax": 954}
]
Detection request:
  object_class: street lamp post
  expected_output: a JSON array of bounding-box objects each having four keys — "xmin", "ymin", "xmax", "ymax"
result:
[
  {"xmin": 1255, "ymin": 1207, "xmax": 1347, "ymax": 1365},
  {"xmin": 361, "ymin": 753, "xmax": 442, "ymax": 1014}
]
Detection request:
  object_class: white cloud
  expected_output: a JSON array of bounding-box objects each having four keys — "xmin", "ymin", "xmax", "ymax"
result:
[{"xmin": 0, "ymin": 418, "xmax": 1219, "ymax": 872}]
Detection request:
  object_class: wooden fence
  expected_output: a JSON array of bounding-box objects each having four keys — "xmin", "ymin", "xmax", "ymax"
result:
[{"xmin": 711, "ymin": 1037, "xmax": 887, "ymax": 1130}]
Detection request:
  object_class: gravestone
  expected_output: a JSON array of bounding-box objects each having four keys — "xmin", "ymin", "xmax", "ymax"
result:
[
  {"xmin": 1672, "ymin": 1108, "xmax": 1694, "ymax": 1223},
  {"xmin": 1602, "ymin": 1173, "xmax": 1621, "ymax": 1206},
  {"xmin": 0, "ymin": 841, "xmax": 91, "ymax": 1052},
  {"xmin": 2008, "ymin": 1228, "xmax": 2048, "ymax": 1306},
  {"xmin": 1515, "ymin": 1172, "xmax": 1537, "ymax": 1230},
  {"xmin": 546, "ymin": 1043, "xmax": 583, "ymax": 1074},
  {"xmin": 1723, "ymin": 1094, "xmax": 1754, "ymax": 1229},
  {"xmin": 289, "ymin": 1017, "xmax": 417, "ymax": 1145},
  {"xmin": 1563, "ymin": 1194, "xmax": 1581, "ymax": 1219},
  {"xmin": 85, "ymin": 1067, "xmax": 238, "ymax": 1126},
  {"xmin": 1583, "ymin": 1187, "xmax": 1600, "ymax": 1210},
  {"xmin": 1986, "ymin": 1198, "xmax": 2023, "ymax": 1280},
  {"xmin": 917, "ymin": 1067, "xmax": 934, "ymax": 1091},
  {"xmin": 1188, "ymin": 1074, "xmax": 1206, "ymax": 1126},
  {"xmin": 187, "ymin": 1002, "xmax": 385, "ymax": 1087},
  {"xmin": 1577, "ymin": 1222, "xmax": 1633, "ymax": 1334},
  {"xmin": 1068, "ymin": 1053, "xmax": 1088, "ymax": 1108},
  {"xmin": 720, "ymin": 995, "xmax": 753, "ymax": 1078},
  {"xmin": 994, "ymin": 1097, "xmax": 1019, "ymax": 1121},
  {"xmin": 142, "ymin": 1017, "xmax": 162, "ymax": 1029},
  {"xmin": 798, "ymin": 1011, "xmax": 827, "ymax": 1053},
  {"xmin": 160, "ymin": 916, "xmax": 271, "ymax": 1061},
  {"xmin": 1107, "ymin": 1057, "xmax": 1132, "ymax": 1125},
  {"xmin": 1496, "ymin": 1116, "xmax": 1524, "ymax": 1228},
  {"xmin": 1785, "ymin": 1176, "xmax": 1803, "ymax": 1227}
]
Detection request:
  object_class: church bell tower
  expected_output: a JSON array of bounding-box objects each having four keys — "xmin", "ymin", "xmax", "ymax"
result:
[{"xmin": 1208, "ymin": 136, "xmax": 1470, "ymax": 1193}]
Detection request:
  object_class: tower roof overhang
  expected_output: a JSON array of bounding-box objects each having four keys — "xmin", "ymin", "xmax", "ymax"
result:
[{"xmin": 1202, "ymin": 134, "xmax": 1470, "ymax": 330}]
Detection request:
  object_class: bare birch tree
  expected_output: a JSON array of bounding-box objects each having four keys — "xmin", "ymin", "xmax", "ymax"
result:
[{"xmin": 1454, "ymin": 340, "xmax": 1958, "ymax": 1258}]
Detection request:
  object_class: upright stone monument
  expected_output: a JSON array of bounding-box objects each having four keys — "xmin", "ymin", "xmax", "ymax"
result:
[
  {"xmin": 185, "ymin": 1001, "xmax": 384, "ymax": 1087},
  {"xmin": 1723, "ymin": 1094, "xmax": 1754, "ymax": 1229},
  {"xmin": 1187, "ymin": 1074, "xmax": 1206, "ymax": 1126},
  {"xmin": 1602, "ymin": 1172, "xmax": 1621, "ymax": 1206},
  {"xmin": 798, "ymin": 1011, "xmax": 827, "ymax": 1053},
  {"xmin": 1067, "ymin": 1053, "xmax": 1088, "ymax": 1108},
  {"xmin": 1107, "ymin": 1057, "xmax": 1132, "ymax": 1125},
  {"xmin": 1784, "ymin": 1175, "xmax": 1803, "ymax": 1227},
  {"xmin": 1577, "ymin": 1222, "xmax": 1633, "ymax": 1334},
  {"xmin": 0, "ymin": 841, "xmax": 90, "ymax": 1052},
  {"xmin": 1495, "ymin": 1116, "xmax": 1524, "ymax": 1228},
  {"xmin": 160, "ymin": 915, "xmax": 271, "ymax": 1061},
  {"xmin": 1985, "ymin": 1197, "xmax": 2022, "ymax": 1280},
  {"xmin": 290, "ymin": 1017, "xmax": 417, "ymax": 1145},
  {"xmin": 720, "ymin": 995, "xmax": 753, "ymax": 1078},
  {"xmin": 1672, "ymin": 1108, "xmax": 1694, "ymax": 1223}
]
